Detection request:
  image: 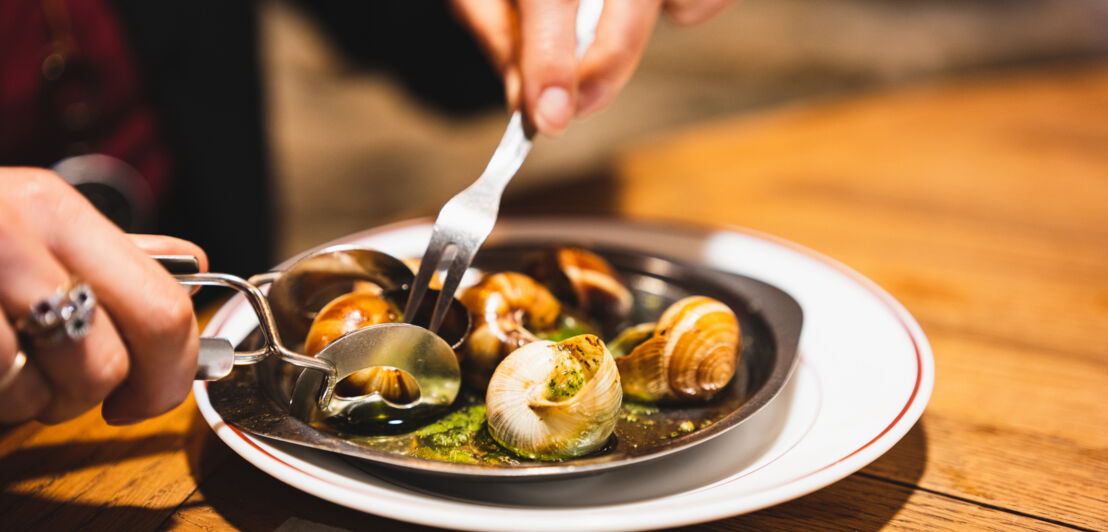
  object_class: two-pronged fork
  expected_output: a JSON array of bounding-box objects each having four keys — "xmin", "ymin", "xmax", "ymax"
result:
[
  {"xmin": 403, "ymin": 0, "xmax": 603, "ymax": 333},
  {"xmin": 403, "ymin": 111, "xmax": 532, "ymax": 333}
]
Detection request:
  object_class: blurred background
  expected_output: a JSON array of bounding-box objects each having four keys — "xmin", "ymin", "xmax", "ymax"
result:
[
  {"xmin": 260, "ymin": 0, "xmax": 1108, "ymax": 258},
  {"xmin": 3, "ymin": 2, "xmax": 1104, "ymax": 526},
  {"xmin": 9, "ymin": 0, "xmax": 1105, "ymax": 272}
]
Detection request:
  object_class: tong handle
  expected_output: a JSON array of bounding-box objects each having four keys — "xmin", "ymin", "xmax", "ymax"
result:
[
  {"xmin": 153, "ymin": 256, "xmax": 337, "ymax": 396},
  {"xmin": 151, "ymin": 254, "xmax": 201, "ymax": 275},
  {"xmin": 154, "ymin": 256, "xmax": 235, "ymax": 380},
  {"xmin": 196, "ymin": 337, "xmax": 235, "ymax": 380}
]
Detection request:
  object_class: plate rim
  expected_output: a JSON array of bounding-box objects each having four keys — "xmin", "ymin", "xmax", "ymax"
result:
[{"xmin": 192, "ymin": 216, "xmax": 934, "ymax": 530}]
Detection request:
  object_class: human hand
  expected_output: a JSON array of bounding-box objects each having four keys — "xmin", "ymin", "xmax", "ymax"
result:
[
  {"xmin": 0, "ymin": 168, "xmax": 208, "ymax": 425},
  {"xmin": 452, "ymin": 0, "xmax": 734, "ymax": 136}
]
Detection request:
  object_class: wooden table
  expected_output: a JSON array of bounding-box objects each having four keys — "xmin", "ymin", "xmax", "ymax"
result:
[{"xmin": 2, "ymin": 62, "xmax": 1106, "ymax": 531}]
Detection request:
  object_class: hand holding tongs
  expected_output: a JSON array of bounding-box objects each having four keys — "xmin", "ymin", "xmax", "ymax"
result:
[{"xmin": 159, "ymin": 252, "xmax": 460, "ymax": 430}]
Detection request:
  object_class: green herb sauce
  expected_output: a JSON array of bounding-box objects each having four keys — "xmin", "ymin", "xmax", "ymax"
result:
[
  {"xmin": 410, "ymin": 403, "xmax": 518, "ymax": 465},
  {"xmin": 536, "ymin": 314, "xmax": 596, "ymax": 342}
]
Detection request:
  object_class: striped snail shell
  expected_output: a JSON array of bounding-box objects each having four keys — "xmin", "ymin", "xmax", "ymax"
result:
[
  {"xmin": 304, "ymin": 291, "xmax": 418, "ymax": 402},
  {"xmin": 614, "ymin": 296, "xmax": 739, "ymax": 402},
  {"xmin": 459, "ymin": 272, "xmax": 561, "ymax": 390},
  {"xmin": 304, "ymin": 291, "xmax": 399, "ymax": 357},
  {"xmin": 525, "ymin": 247, "xmax": 632, "ymax": 329}
]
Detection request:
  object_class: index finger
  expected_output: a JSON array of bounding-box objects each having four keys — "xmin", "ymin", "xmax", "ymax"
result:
[{"xmin": 26, "ymin": 176, "xmax": 200, "ymax": 423}]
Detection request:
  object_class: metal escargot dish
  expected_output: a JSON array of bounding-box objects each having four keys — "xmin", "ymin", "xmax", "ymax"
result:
[{"xmin": 205, "ymin": 242, "xmax": 802, "ymax": 480}]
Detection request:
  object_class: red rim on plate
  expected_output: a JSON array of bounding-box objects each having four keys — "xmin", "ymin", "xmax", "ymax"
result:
[{"xmin": 194, "ymin": 217, "xmax": 932, "ymax": 529}]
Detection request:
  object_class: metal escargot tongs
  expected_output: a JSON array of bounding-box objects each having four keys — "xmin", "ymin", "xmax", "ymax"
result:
[{"xmin": 156, "ymin": 249, "xmax": 462, "ymax": 430}]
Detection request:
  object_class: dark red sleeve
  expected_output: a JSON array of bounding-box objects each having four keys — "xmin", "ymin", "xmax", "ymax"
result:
[{"xmin": 0, "ymin": 0, "xmax": 171, "ymax": 200}]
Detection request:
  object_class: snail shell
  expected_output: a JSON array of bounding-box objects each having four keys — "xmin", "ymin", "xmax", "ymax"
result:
[
  {"xmin": 526, "ymin": 247, "xmax": 632, "ymax": 329},
  {"xmin": 268, "ymin": 247, "xmax": 414, "ymax": 347},
  {"xmin": 486, "ymin": 334, "xmax": 622, "ymax": 460},
  {"xmin": 304, "ymin": 291, "xmax": 419, "ymax": 402},
  {"xmin": 459, "ymin": 272, "xmax": 561, "ymax": 390},
  {"xmin": 304, "ymin": 291, "xmax": 400, "ymax": 357},
  {"xmin": 615, "ymin": 296, "xmax": 739, "ymax": 402},
  {"xmin": 334, "ymin": 366, "xmax": 419, "ymax": 402}
]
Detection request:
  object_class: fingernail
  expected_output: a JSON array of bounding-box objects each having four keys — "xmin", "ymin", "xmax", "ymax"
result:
[
  {"xmin": 576, "ymin": 83, "xmax": 609, "ymax": 117},
  {"xmin": 535, "ymin": 86, "xmax": 571, "ymax": 135}
]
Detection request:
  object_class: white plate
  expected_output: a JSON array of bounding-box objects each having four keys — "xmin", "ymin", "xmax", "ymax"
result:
[{"xmin": 193, "ymin": 218, "xmax": 933, "ymax": 531}]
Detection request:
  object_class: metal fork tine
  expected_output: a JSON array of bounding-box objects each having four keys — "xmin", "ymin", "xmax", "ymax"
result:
[
  {"xmin": 429, "ymin": 247, "xmax": 475, "ymax": 332},
  {"xmin": 405, "ymin": 235, "xmax": 447, "ymax": 320}
]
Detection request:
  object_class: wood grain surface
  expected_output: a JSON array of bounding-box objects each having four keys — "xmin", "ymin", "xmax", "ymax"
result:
[
  {"xmin": 2, "ymin": 62, "xmax": 1106, "ymax": 531},
  {"xmin": 613, "ymin": 61, "xmax": 1108, "ymax": 531}
]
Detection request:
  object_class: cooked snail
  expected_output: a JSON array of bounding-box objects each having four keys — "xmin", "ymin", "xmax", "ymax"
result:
[
  {"xmin": 334, "ymin": 366, "xmax": 419, "ymax": 402},
  {"xmin": 614, "ymin": 296, "xmax": 740, "ymax": 402},
  {"xmin": 305, "ymin": 291, "xmax": 400, "ymax": 357},
  {"xmin": 459, "ymin": 272, "xmax": 561, "ymax": 390},
  {"xmin": 486, "ymin": 334, "xmax": 622, "ymax": 460},
  {"xmin": 268, "ymin": 247, "xmax": 414, "ymax": 346},
  {"xmin": 304, "ymin": 291, "xmax": 419, "ymax": 402},
  {"xmin": 526, "ymin": 247, "xmax": 632, "ymax": 329}
]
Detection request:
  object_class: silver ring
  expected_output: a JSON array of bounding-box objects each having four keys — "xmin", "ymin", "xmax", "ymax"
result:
[{"xmin": 15, "ymin": 279, "xmax": 96, "ymax": 350}]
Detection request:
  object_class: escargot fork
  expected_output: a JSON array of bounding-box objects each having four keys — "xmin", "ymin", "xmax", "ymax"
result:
[
  {"xmin": 404, "ymin": 0, "xmax": 603, "ymax": 333},
  {"xmin": 405, "ymin": 111, "xmax": 533, "ymax": 333}
]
